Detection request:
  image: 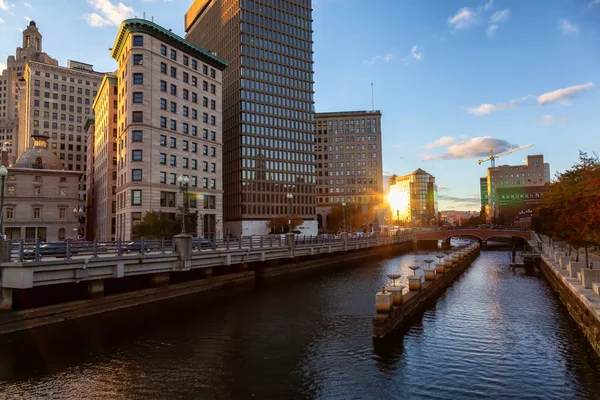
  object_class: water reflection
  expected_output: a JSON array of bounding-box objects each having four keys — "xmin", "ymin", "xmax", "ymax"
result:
[{"xmin": 0, "ymin": 250, "xmax": 599, "ymax": 399}]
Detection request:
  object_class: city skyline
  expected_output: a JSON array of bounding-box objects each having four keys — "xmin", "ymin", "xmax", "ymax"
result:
[{"xmin": 0, "ymin": 0, "xmax": 598, "ymax": 211}]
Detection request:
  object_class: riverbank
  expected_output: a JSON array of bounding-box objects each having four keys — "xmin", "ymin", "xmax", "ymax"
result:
[
  {"xmin": 539, "ymin": 251, "xmax": 600, "ymax": 357},
  {"xmin": 0, "ymin": 241, "xmax": 413, "ymax": 335}
]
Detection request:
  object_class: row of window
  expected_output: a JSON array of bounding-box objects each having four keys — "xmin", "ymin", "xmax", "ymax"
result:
[
  {"xmin": 157, "ymin": 173, "xmax": 217, "ymax": 189},
  {"xmin": 5, "ymin": 186, "xmax": 68, "ymax": 196},
  {"xmin": 158, "ymin": 155, "xmax": 216, "ymax": 172},
  {"xmin": 32, "ymin": 100, "xmax": 89, "ymax": 115},
  {"xmin": 3, "ymin": 205, "xmax": 74, "ymax": 219},
  {"xmin": 33, "ymin": 80, "xmax": 96, "ymax": 96},
  {"xmin": 32, "ymin": 70, "xmax": 98, "ymax": 87},
  {"xmin": 158, "ymin": 135, "xmax": 217, "ymax": 154}
]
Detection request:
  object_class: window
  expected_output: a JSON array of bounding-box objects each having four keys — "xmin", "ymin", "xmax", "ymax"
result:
[
  {"xmin": 133, "ymin": 54, "xmax": 143, "ymax": 65},
  {"xmin": 160, "ymin": 117, "xmax": 167, "ymax": 128},
  {"xmin": 210, "ymin": 100, "xmax": 216, "ymax": 110},
  {"xmin": 159, "ymin": 171, "xmax": 166, "ymax": 183},
  {"xmin": 210, "ymin": 163, "xmax": 216, "ymax": 173},
  {"xmin": 160, "ymin": 98, "xmax": 167, "ymax": 110},
  {"xmin": 5, "ymin": 207, "xmax": 13, "ymax": 219},
  {"xmin": 183, "ymin": 55, "xmax": 189, "ymax": 66},
  {"xmin": 132, "ymin": 190, "xmax": 142, "ymax": 205},
  {"xmin": 132, "ymin": 169, "xmax": 142, "ymax": 181},
  {"xmin": 210, "ymin": 179, "xmax": 216, "ymax": 189},
  {"xmin": 170, "ymin": 173, "xmax": 176, "ymax": 185},
  {"xmin": 183, "ymin": 72, "xmax": 189, "ymax": 83},
  {"xmin": 159, "ymin": 153, "xmax": 166, "ymax": 164},
  {"xmin": 210, "ymin": 84, "xmax": 216, "ymax": 94},
  {"xmin": 170, "ymin": 66, "xmax": 177, "ymax": 78},
  {"xmin": 33, "ymin": 207, "xmax": 41, "ymax": 219},
  {"xmin": 192, "ymin": 59, "xmax": 197, "ymax": 70},
  {"xmin": 160, "ymin": 44, "xmax": 167, "ymax": 56},
  {"xmin": 183, "ymin": 158, "xmax": 189, "ymax": 168},
  {"xmin": 170, "ymin": 155, "xmax": 177, "ymax": 166},
  {"xmin": 132, "ymin": 73, "xmax": 143, "ymax": 84},
  {"xmin": 170, "ymin": 102, "xmax": 177, "ymax": 113},
  {"xmin": 210, "ymin": 68, "xmax": 216, "ymax": 79},
  {"xmin": 170, "ymin": 84, "xmax": 177, "ymax": 95},
  {"xmin": 133, "ymin": 92, "xmax": 143, "ymax": 103},
  {"xmin": 160, "ymin": 191, "xmax": 176, "ymax": 207},
  {"xmin": 210, "ymin": 147, "xmax": 216, "ymax": 157},
  {"xmin": 132, "ymin": 130, "xmax": 143, "ymax": 142},
  {"xmin": 191, "ymin": 159, "xmax": 197, "ymax": 169},
  {"xmin": 170, "ymin": 119, "xmax": 177, "ymax": 131},
  {"xmin": 210, "ymin": 116, "xmax": 216, "ymax": 125},
  {"xmin": 132, "ymin": 111, "xmax": 143, "ymax": 122},
  {"xmin": 160, "ymin": 135, "xmax": 167, "ymax": 146},
  {"xmin": 203, "ymin": 195, "xmax": 216, "ymax": 209},
  {"xmin": 132, "ymin": 150, "xmax": 142, "ymax": 161},
  {"xmin": 170, "ymin": 49, "xmax": 177, "ymax": 60},
  {"xmin": 133, "ymin": 35, "xmax": 144, "ymax": 46},
  {"xmin": 183, "ymin": 140, "xmax": 189, "ymax": 151},
  {"xmin": 59, "ymin": 188, "xmax": 67, "ymax": 196},
  {"xmin": 160, "ymin": 62, "xmax": 167, "ymax": 74},
  {"xmin": 160, "ymin": 80, "xmax": 167, "ymax": 92},
  {"xmin": 34, "ymin": 186, "xmax": 42, "ymax": 195},
  {"xmin": 170, "ymin": 137, "xmax": 176, "ymax": 148}
]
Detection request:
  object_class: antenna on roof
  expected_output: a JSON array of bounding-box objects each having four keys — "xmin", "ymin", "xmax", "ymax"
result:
[
  {"xmin": 143, "ymin": 12, "xmax": 146, "ymax": 19},
  {"xmin": 371, "ymin": 82, "xmax": 375, "ymax": 111},
  {"xmin": 152, "ymin": 16, "xmax": 154, "ymax": 22}
]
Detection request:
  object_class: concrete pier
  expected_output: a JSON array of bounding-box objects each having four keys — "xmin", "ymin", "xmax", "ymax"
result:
[
  {"xmin": 87, "ymin": 280, "xmax": 104, "ymax": 299},
  {"xmin": 423, "ymin": 268, "xmax": 436, "ymax": 282},
  {"xmin": 373, "ymin": 243, "xmax": 480, "ymax": 339},
  {"xmin": 0, "ymin": 288, "xmax": 12, "ymax": 311}
]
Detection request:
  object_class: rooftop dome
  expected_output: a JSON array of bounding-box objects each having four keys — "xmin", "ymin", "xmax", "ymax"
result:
[{"xmin": 14, "ymin": 148, "xmax": 64, "ymax": 170}]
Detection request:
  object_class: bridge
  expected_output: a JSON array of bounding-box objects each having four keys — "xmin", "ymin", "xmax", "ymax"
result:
[
  {"xmin": 0, "ymin": 233, "xmax": 414, "ymax": 312},
  {"xmin": 415, "ymin": 228, "xmax": 533, "ymax": 245}
]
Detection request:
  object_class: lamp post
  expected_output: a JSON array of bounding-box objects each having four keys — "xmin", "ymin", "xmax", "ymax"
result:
[
  {"xmin": 341, "ymin": 201, "xmax": 346, "ymax": 232},
  {"xmin": 72, "ymin": 206, "xmax": 84, "ymax": 239},
  {"xmin": 0, "ymin": 165, "xmax": 7, "ymax": 244},
  {"xmin": 286, "ymin": 192, "xmax": 293, "ymax": 233},
  {"xmin": 271, "ymin": 215, "xmax": 275, "ymax": 234},
  {"xmin": 178, "ymin": 175, "xmax": 190, "ymax": 234},
  {"xmin": 396, "ymin": 209, "xmax": 400, "ymax": 228}
]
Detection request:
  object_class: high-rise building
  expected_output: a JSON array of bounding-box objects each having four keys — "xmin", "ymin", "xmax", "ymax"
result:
[
  {"xmin": 88, "ymin": 75, "xmax": 118, "ymax": 241},
  {"xmin": 84, "ymin": 117, "xmax": 96, "ymax": 240},
  {"xmin": 0, "ymin": 21, "xmax": 57, "ymax": 164},
  {"xmin": 185, "ymin": 0, "xmax": 316, "ymax": 237},
  {"xmin": 480, "ymin": 177, "xmax": 488, "ymax": 212},
  {"xmin": 18, "ymin": 60, "xmax": 103, "ymax": 205},
  {"xmin": 315, "ymin": 110, "xmax": 383, "ymax": 230},
  {"xmin": 388, "ymin": 168, "xmax": 438, "ymax": 227},
  {"xmin": 110, "ymin": 18, "xmax": 227, "ymax": 240},
  {"xmin": 483, "ymin": 154, "xmax": 550, "ymax": 225}
]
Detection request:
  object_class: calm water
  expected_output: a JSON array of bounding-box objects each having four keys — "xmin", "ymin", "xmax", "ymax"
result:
[{"xmin": 1, "ymin": 250, "xmax": 600, "ymax": 399}]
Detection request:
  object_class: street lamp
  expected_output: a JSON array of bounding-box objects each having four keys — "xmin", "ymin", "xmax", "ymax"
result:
[
  {"xmin": 286, "ymin": 192, "xmax": 293, "ymax": 233},
  {"xmin": 0, "ymin": 165, "xmax": 7, "ymax": 243},
  {"xmin": 73, "ymin": 206, "xmax": 84, "ymax": 239},
  {"xmin": 342, "ymin": 201, "xmax": 346, "ymax": 232},
  {"xmin": 396, "ymin": 209, "xmax": 400, "ymax": 228},
  {"xmin": 271, "ymin": 214, "xmax": 275, "ymax": 234},
  {"xmin": 178, "ymin": 175, "xmax": 190, "ymax": 234}
]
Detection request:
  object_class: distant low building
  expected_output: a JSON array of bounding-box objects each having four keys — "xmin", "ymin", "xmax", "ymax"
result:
[
  {"xmin": 389, "ymin": 168, "xmax": 438, "ymax": 227},
  {"xmin": 3, "ymin": 133, "xmax": 80, "ymax": 242}
]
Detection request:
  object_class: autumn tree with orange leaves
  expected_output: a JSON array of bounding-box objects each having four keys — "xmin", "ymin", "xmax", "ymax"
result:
[{"xmin": 533, "ymin": 152, "xmax": 600, "ymax": 267}]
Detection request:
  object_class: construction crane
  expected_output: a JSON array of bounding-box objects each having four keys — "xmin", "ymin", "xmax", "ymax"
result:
[{"xmin": 478, "ymin": 143, "xmax": 533, "ymax": 168}]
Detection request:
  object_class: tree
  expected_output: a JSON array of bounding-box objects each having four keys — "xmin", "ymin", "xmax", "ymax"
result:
[{"xmin": 134, "ymin": 211, "xmax": 178, "ymax": 239}]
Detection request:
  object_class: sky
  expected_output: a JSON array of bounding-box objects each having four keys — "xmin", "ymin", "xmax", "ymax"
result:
[{"xmin": 0, "ymin": 0, "xmax": 598, "ymax": 211}]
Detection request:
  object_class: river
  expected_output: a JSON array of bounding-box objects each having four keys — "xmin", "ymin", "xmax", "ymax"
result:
[{"xmin": 1, "ymin": 249, "xmax": 600, "ymax": 399}]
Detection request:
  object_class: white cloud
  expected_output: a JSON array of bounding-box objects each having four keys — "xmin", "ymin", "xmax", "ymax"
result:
[
  {"xmin": 23, "ymin": 2, "xmax": 31, "ymax": 8},
  {"xmin": 559, "ymin": 19, "xmax": 579, "ymax": 35},
  {"xmin": 83, "ymin": 0, "xmax": 135, "ymax": 28},
  {"xmin": 487, "ymin": 9, "xmax": 510, "ymax": 37},
  {"xmin": 466, "ymin": 100, "xmax": 519, "ymax": 115},
  {"xmin": 537, "ymin": 82, "xmax": 595, "ymax": 105},
  {"xmin": 0, "ymin": 16, "xmax": 3, "ymax": 24},
  {"xmin": 481, "ymin": 0, "xmax": 494, "ymax": 12},
  {"xmin": 588, "ymin": 0, "xmax": 600, "ymax": 7},
  {"xmin": 365, "ymin": 53, "xmax": 393, "ymax": 65},
  {"xmin": 426, "ymin": 136, "xmax": 456, "ymax": 149},
  {"xmin": 0, "ymin": 0, "xmax": 9, "ymax": 10},
  {"xmin": 24, "ymin": 15, "xmax": 30, "ymax": 21},
  {"xmin": 410, "ymin": 45, "xmax": 423, "ymax": 61},
  {"xmin": 423, "ymin": 136, "xmax": 517, "ymax": 161},
  {"xmin": 540, "ymin": 115, "xmax": 567, "ymax": 126},
  {"xmin": 448, "ymin": 7, "xmax": 480, "ymax": 30}
]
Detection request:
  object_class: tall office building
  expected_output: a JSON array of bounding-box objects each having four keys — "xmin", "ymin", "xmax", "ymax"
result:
[
  {"xmin": 110, "ymin": 19, "xmax": 227, "ymax": 240},
  {"xmin": 0, "ymin": 21, "xmax": 57, "ymax": 164},
  {"xmin": 480, "ymin": 177, "xmax": 488, "ymax": 212},
  {"xmin": 185, "ymin": 0, "xmax": 316, "ymax": 237},
  {"xmin": 388, "ymin": 168, "xmax": 438, "ymax": 227},
  {"xmin": 314, "ymin": 110, "xmax": 383, "ymax": 230},
  {"xmin": 88, "ymin": 75, "xmax": 118, "ymax": 241},
  {"xmin": 483, "ymin": 154, "xmax": 550, "ymax": 226},
  {"xmin": 18, "ymin": 60, "xmax": 103, "ymax": 205}
]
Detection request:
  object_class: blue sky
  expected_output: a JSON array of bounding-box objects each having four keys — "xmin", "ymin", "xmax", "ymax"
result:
[{"xmin": 0, "ymin": 0, "xmax": 598, "ymax": 210}]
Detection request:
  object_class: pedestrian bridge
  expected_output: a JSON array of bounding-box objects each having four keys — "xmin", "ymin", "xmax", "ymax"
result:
[{"xmin": 415, "ymin": 228, "xmax": 533, "ymax": 243}]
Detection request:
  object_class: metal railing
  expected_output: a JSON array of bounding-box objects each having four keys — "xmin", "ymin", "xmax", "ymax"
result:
[{"xmin": 5, "ymin": 231, "xmax": 409, "ymax": 263}]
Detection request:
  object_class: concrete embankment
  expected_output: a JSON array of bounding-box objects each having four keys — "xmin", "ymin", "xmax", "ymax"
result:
[
  {"xmin": 0, "ymin": 241, "xmax": 413, "ymax": 335},
  {"xmin": 539, "ymin": 251, "xmax": 600, "ymax": 358},
  {"xmin": 373, "ymin": 243, "xmax": 480, "ymax": 339}
]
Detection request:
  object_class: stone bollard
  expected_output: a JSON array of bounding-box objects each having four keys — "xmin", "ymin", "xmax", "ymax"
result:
[
  {"xmin": 581, "ymin": 269, "xmax": 600, "ymax": 289},
  {"xmin": 386, "ymin": 285, "xmax": 405, "ymax": 306},
  {"xmin": 408, "ymin": 275, "xmax": 422, "ymax": 291},
  {"xmin": 567, "ymin": 261, "xmax": 584, "ymax": 279},
  {"xmin": 444, "ymin": 258, "xmax": 453, "ymax": 269},
  {"xmin": 451, "ymin": 254, "xmax": 460, "ymax": 264},
  {"xmin": 376, "ymin": 290, "xmax": 393, "ymax": 313},
  {"xmin": 553, "ymin": 252, "xmax": 565, "ymax": 264},
  {"xmin": 423, "ymin": 268, "xmax": 436, "ymax": 281},
  {"xmin": 435, "ymin": 262, "xmax": 445, "ymax": 274}
]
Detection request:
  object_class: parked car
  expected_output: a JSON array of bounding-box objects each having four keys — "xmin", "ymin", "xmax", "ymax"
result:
[
  {"xmin": 120, "ymin": 240, "xmax": 153, "ymax": 253},
  {"xmin": 22, "ymin": 241, "xmax": 81, "ymax": 260},
  {"xmin": 192, "ymin": 237, "xmax": 214, "ymax": 250}
]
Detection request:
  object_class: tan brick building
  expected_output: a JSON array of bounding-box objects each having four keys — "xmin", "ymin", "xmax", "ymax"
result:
[
  {"xmin": 315, "ymin": 111, "xmax": 383, "ymax": 230},
  {"xmin": 3, "ymin": 136, "xmax": 80, "ymax": 242},
  {"xmin": 109, "ymin": 19, "xmax": 227, "ymax": 240},
  {"xmin": 185, "ymin": 0, "xmax": 317, "ymax": 237},
  {"xmin": 0, "ymin": 21, "xmax": 57, "ymax": 164}
]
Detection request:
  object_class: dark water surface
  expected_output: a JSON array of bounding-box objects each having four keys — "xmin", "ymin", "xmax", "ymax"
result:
[{"xmin": 1, "ymin": 250, "xmax": 600, "ymax": 399}]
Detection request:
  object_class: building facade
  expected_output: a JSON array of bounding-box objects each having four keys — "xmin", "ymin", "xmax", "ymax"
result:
[
  {"xmin": 185, "ymin": 0, "xmax": 316, "ymax": 237},
  {"xmin": 89, "ymin": 75, "xmax": 118, "ymax": 241},
  {"xmin": 388, "ymin": 168, "xmax": 438, "ymax": 227},
  {"xmin": 480, "ymin": 177, "xmax": 488, "ymax": 212},
  {"xmin": 0, "ymin": 21, "xmax": 57, "ymax": 164},
  {"xmin": 2, "ymin": 136, "xmax": 80, "ymax": 242},
  {"xmin": 315, "ymin": 110, "xmax": 383, "ymax": 230},
  {"xmin": 84, "ymin": 118, "xmax": 96, "ymax": 240},
  {"xmin": 110, "ymin": 19, "xmax": 227, "ymax": 240},
  {"xmin": 484, "ymin": 154, "xmax": 550, "ymax": 225},
  {"xmin": 18, "ymin": 60, "xmax": 103, "ymax": 208}
]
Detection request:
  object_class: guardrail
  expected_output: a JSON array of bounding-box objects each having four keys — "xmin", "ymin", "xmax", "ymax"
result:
[{"xmin": 4, "ymin": 233, "xmax": 402, "ymax": 264}]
